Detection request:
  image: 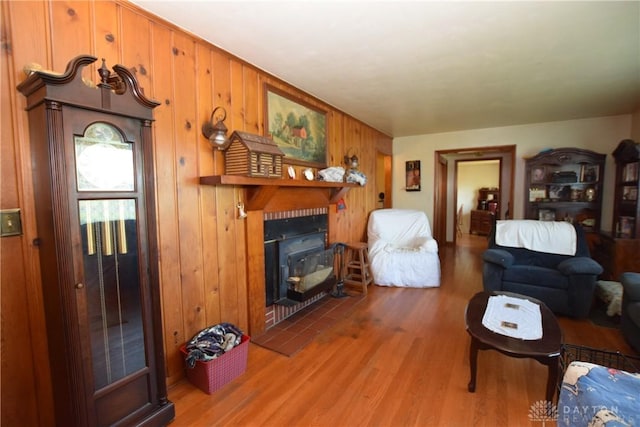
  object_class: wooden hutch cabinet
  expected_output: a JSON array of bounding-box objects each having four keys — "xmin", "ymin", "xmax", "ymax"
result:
[
  {"xmin": 524, "ymin": 148, "xmax": 605, "ymax": 233},
  {"xmin": 17, "ymin": 55, "xmax": 174, "ymax": 426},
  {"xmin": 612, "ymin": 139, "xmax": 640, "ymax": 238},
  {"xmin": 591, "ymin": 139, "xmax": 640, "ymax": 280},
  {"xmin": 470, "ymin": 187, "xmax": 499, "ymax": 235}
]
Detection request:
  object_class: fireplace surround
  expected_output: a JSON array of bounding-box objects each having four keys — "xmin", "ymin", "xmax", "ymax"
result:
[
  {"xmin": 263, "ymin": 209, "xmax": 337, "ymax": 327},
  {"xmin": 199, "ymin": 174, "xmax": 360, "ymax": 335}
]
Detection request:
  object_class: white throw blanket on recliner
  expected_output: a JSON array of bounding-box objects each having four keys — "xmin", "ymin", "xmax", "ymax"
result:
[
  {"xmin": 367, "ymin": 209, "xmax": 440, "ymax": 287},
  {"xmin": 495, "ymin": 220, "xmax": 577, "ymax": 255}
]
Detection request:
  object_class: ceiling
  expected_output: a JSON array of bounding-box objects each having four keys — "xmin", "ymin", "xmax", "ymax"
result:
[{"xmin": 129, "ymin": 1, "xmax": 640, "ymax": 137}]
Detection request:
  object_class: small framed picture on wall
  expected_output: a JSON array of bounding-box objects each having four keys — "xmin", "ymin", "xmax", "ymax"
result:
[{"xmin": 406, "ymin": 160, "xmax": 421, "ymax": 191}]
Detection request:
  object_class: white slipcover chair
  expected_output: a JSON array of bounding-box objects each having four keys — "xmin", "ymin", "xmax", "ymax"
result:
[{"xmin": 367, "ymin": 209, "xmax": 441, "ymax": 287}]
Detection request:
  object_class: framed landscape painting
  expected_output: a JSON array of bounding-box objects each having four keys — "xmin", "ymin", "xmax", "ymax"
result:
[{"xmin": 264, "ymin": 84, "xmax": 328, "ymax": 167}]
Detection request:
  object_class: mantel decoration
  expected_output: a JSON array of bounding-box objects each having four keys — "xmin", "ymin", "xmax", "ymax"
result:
[
  {"xmin": 202, "ymin": 106, "xmax": 230, "ymax": 150},
  {"xmin": 344, "ymin": 149, "xmax": 359, "ymax": 170},
  {"xmin": 406, "ymin": 160, "xmax": 421, "ymax": 191},
  {"xmin": 224, "ymin": 131, "xmax": 284, "ymax": 178},
  {"xmin": 264, "ymin": 84, "xmax": 327, "ymax": 168}
]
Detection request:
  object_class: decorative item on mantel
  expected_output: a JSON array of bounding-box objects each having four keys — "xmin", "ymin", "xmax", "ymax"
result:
[
  {"xmin": 344, "ymin": 149, "xmax": 359, "ymax": 175},
  {"xmin": 317, "ymin": 165, "xmax": 367, "ymax": 186},
  {"xmin": 202, "ymin": 106, "xmax": 231, "ymax": 151},
  {"xmin": 342, "ymin": 149, "xmax": 367, "ymax": 185},
  {"xmin": 224, "ymin": 131, "xmax": 284, "ymax": 178}
]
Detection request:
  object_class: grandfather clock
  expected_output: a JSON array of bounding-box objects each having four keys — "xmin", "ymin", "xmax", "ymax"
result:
[{"xmin": 18, "ymin": 55, "xmax": 174, "ymax": 426}]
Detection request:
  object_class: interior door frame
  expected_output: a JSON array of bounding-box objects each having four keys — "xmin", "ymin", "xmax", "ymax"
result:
[{"xmin": 433, "ymin": 145, "xmax": 516, "ymax": 245}]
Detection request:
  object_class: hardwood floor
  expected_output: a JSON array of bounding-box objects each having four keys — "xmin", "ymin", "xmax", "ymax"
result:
[{"xmin": 168, "ymin": 234, "xmax": 636, "ymax": 426}]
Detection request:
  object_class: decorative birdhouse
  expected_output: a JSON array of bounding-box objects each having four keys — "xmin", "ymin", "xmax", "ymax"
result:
[{"xmin": 224, "ymin": 131, "xmax": 284, "ymax": 178}]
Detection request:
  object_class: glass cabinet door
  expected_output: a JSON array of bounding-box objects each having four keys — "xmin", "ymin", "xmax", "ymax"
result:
[
  {"xmin": 74, "ymin": 122, "xmax": 147, "ymax": 394},
  {"xmin": 78, "ymin": 199, "xmax": 145, "ymax": 390}
]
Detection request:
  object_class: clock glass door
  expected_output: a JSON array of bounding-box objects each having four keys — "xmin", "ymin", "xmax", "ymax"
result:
[
  {"xmin": 73, "ymin": 120, "xmax": 151, "ymax": 413},
  {"xmin": 78, "ymin": 199, "xmax": 145, "ymax": 389},
  {"xmin": 75, "ymin": 122, "xmax": 134, "ymax": 192}
]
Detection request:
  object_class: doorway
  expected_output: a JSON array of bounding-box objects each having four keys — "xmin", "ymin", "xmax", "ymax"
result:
[
  {"xmin": 456, "ymin": 159, "xmax": 501, "ymax": 242},
  {"xmin": 433, "ymin": 145, "xmax": 516, "ymax": 245},
  {"xmin": 376, "ymin": 152, "xmax": 392, "ymax": 209}
]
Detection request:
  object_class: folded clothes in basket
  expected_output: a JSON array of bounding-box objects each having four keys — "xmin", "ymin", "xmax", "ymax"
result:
[{"xmin": 185, "ymin": 323, "xmax": 244, "ymax": 368}]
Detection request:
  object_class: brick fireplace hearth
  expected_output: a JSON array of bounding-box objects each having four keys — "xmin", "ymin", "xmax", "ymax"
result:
[{"xmin": 263, "ymin": 207, "xmax": 332, "ymax": 329}]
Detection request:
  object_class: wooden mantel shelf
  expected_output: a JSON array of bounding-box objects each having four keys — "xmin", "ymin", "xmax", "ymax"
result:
[{"xmin": 199, "ymin": 175, "xmax": 360, "ymax": 210}]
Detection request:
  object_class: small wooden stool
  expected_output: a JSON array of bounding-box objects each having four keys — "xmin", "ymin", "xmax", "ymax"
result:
[{"xmin": 343, "ymin": 242, "xmax": 372, "ymax": 294}]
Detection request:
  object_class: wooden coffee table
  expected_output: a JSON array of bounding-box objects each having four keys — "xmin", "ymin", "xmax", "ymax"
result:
[{"xmin": 465, "ymin": 291, "xmax": 562, "ymax": 402}]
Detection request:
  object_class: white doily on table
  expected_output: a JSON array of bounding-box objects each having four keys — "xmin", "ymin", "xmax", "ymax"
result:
[{"xmin": 482, "ymin": 295, "xmax": 542, "ymax": 340}]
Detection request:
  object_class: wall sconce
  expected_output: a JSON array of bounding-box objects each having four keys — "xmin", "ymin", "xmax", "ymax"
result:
[
  {"xmin": 202, "ymin": 106, "xmax": 230, "ymax": 150},
  {"xmin": 344, "ymin": 150, "xmax": 359, "ymax": 170}
]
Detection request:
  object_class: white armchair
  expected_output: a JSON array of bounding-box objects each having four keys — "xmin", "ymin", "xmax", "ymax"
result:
[{"xmin": 367, "ymin": 209, "xmax": 440, "ymax": 288}]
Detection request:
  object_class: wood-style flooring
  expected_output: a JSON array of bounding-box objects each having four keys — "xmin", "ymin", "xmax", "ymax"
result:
[{"xmin": 168, "ymin": 234, "xmax": 636, "ymax": 426}]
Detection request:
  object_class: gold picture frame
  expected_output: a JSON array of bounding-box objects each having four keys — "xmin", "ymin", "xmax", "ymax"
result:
[{"xmin": 264, "ymin": 84, "xmax": 327, "ymax": 167}]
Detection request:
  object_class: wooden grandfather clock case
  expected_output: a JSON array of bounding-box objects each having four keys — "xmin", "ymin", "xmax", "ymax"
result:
[{"xmin": 18, "ymin": 55, "xmax": 174, "ymax": 426}]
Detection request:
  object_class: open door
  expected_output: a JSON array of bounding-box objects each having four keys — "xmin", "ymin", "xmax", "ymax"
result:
[{"xmin": 433, "ymin": 153, "xmax": 448, "ymax": 244}]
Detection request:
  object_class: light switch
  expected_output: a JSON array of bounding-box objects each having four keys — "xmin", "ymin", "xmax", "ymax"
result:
[{"xmin": 1, "ymin": 209, "xmax": 22, "ymax": 237}]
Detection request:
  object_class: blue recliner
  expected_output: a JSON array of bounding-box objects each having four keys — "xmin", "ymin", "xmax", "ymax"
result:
[
  {"xmin": 482, "ymin": 220, "xmax": 603, "ymax": 318},
  {"xmin": 621, "ymin": 272, "xmax": 640, "ymax": 352}
]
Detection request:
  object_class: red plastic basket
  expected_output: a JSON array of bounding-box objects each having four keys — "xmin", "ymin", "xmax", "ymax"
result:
[{"xmin": 180, "ymin": 334, "xmax": 250, "ymax": 394}]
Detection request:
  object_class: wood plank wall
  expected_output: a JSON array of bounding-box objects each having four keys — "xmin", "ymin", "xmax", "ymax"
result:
[{"xmin": 1, "ymin": 1, "xmax": 392, "ymax": 424}]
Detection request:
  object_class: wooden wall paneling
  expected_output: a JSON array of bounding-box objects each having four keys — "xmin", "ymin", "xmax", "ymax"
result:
[
  {"xmin": 355, "ymin": 123, "xmax": 369, "ymax": 241},
  {"xmin": 7, "ymin": 0, "xmax": 50, "ymax": 69},
  {"xmin": 92, "ymin": 1, "xmax": 120, "ymax": 64},
  {"xmin": 0, "ymin": 20, "xmax": 19, "ymax": 219},
  {"xmin": 196, "ymin": 47, "xmax": 223, "ymax": 331},
  {"xmin": 231, "ymin": 65, "xmax": 262, "ymax": 332},
  {"xmin": 211, "ymin": 49, "xmax": 231, "ymax": 175},
  {"xmin": 262, "ymin": 188, "xmax": 335, "ymax": 212},
  {"xmin": 246, "ymin": 209, "xmax": 266, "ymax": 336},
  {"xmin": 326, "ymin": 110, "xmax": 338, "ymax": 166},
  {"xmin": 215, "ymin": 59, "xmax": 244, "ymax": 326},
  {"xmin": 120, "ymin": 6, "xmax": 153, "ymax": 93},
  {"xmin": 361, "ymin": 126, "xmax": 375, "ymax": 230},
  {"xmin": 0, "ymin": 241, "xmax": 41, "ymax": 427},
  {"xmin": 243, "ymin": 66, "xmax": 261, "ymax": 135},
  {"xmin": 329, "ymin": 111, "xmax": 347, "ymax": 244},
  {"xmin": 343, "ymin": 117, "xmax": 360, "ymax": 242},
  {"xmin": 233, "ymin": 186, "xmax": 249, "ymax": 333},
  {"xmin": 172, "ymin": 32, "xmax": 208, "ymax": 341},
  {"xmin": 1, "ymin": 13, "xmax": 41, "ymax": 424},
  {"xmin": 4, "ymin": 2, "xmax": 56, "ymax": 425},
  {"xmin": 370, "ymin": 130, "xmax": 383, "ymax": 204},
  {"xmin": 376, "ymin": 130, "xmax": 393, "ymax": 156},
  {"xmin": 215, "ymin": 188, "xmax": 239, "ymax": 323},
  {"xmin": 342, "ymin": 117, "xmax": 356, "ymax": 241},
  {"xmin": 212, "ymin": 57, "xmax": 235, "ymax": 327},
  {"xmin": 197, "ymin": 46, "xmax": 215, "ymax": 176},
  {"xmin": 50, "ymin": 1, "xmax": 91, "ymax": 77},
  {"xmin": 245, "ymin": 73, "xmax": 265, "ymax": 335},
  {"xmin": 150, "ymin": 23, "xmax": 185, "ymax": 383},
  {"xmin": 202, "ymin": 48, "xmax": 233, "ymax": 331}
]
